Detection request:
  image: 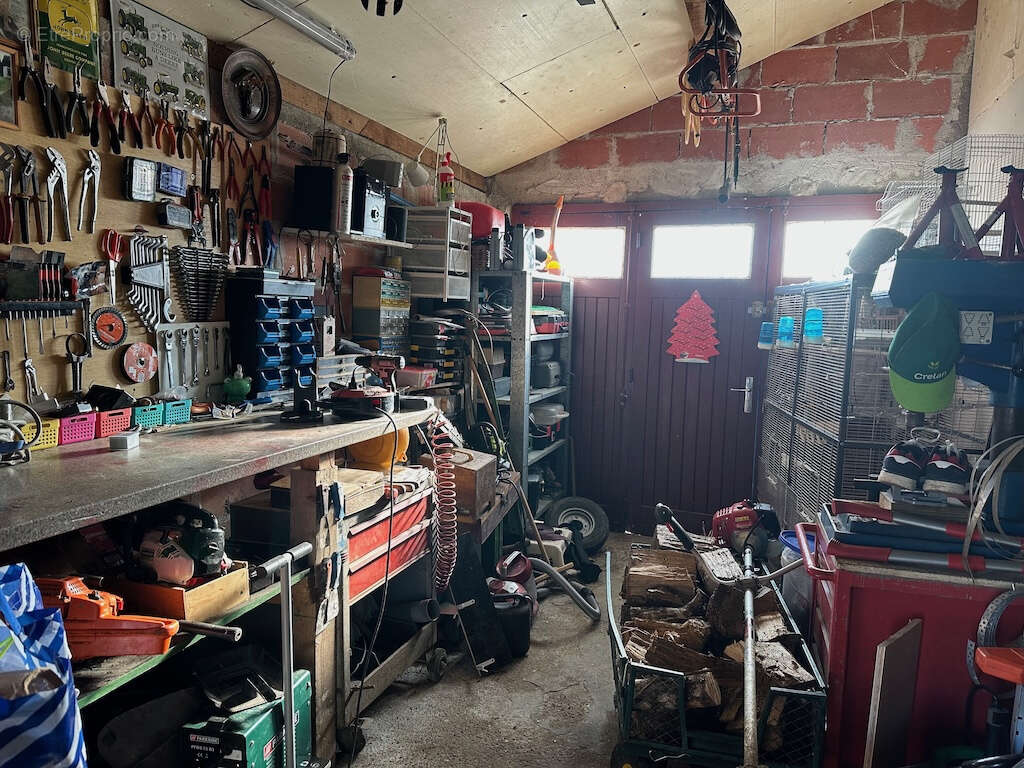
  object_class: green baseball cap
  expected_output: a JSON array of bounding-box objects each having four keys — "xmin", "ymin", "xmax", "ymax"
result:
[{"xmin": 888, "ymin": 292, "xmax": 960, "ymax": 414}]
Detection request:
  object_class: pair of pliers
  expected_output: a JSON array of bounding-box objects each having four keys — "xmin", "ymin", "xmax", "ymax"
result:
[
  {"xmin": 224, "ymin": 155, "xmax": 239, "ymax": 201},
  {"xmin": 257, "ymin": 145, "xmax": 271, "ymax": 176},
  {"xmin": 90, "ymin": 82, "xmax": 121, "ymax": 155},
  {"xmin": 154, "ymin": 100, "xmax": 176, "ymax": 156},
  {"xmin": 64, "ymin": 63, "xmax": 89, "ymax": 136},
  {"xmin": 174, "ymin": 108, "xmax": 190, "ymax": 159},
  {"xmin": 0, "ymin": 143, "xmax": 15, "ymax": 244},
  {"xmin": 258, "ymin": 173, "xmax": 272, "ymax": 221},
  {"xmin": 242, "ymin": 138, "xmax": 257, "ymax": 168},
  {"xmin": 241, "ymin": 208, "xmax": 262, "ymax": 265},
  {"xmin": 226, "ymin": 208, "xmax": 241, "ymax": 265},
  {"xmin": 118, "ymin": 89, "xmax": 142, "ymax": 148},
  {"xmin": 18, "ymin": 38, "xmax": 62, "ymax": 139},
  {"xmin": 135, "ymin": 87, "xmax": 155, "ymax": 147},
  {"xmin": 237, "ymin": 166, "xmax": 257, "ymax": 217}
]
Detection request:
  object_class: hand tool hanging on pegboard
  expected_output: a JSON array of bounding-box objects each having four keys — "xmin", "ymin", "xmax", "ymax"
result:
[
  {"xmin": 0, "ymin": 143, "xmax": 15, "ymax": 245},
  {"xmin": 77, "ymin": 150, "xmax": 100, "ymax": 234},
  {"xmin": 18, "ymin": 38, "xmax": 64, "ymax": 139},
  {"xmin": 65, "ymin": 63, "xmax": 90, "ymax": 137},
  {"xmin": 44, "ymin": 147, "xmax": 71, "ymax": 243},
  {"xmin": 90, "ymin": 82, "xmax": 122, "ymax": 155},
  {"xmin": 679, "ymin": 0, "xmax": 759, "ymax": 202},
  {"xmin": 15, "ymin": 146, "xmax": 43, "ymax": 245}
]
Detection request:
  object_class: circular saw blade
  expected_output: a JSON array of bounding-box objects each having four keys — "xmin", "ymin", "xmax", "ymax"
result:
[
  {"xmin": 122, "ymin": 341, "xmax": 158, "ymax": 383},
  {"xmin": 221, "ymin": 48, "xmax": 281, "ymax": 140},
  {"xmin": 91, "ymin": 307, "xmax": 128, "ymax": 350}
]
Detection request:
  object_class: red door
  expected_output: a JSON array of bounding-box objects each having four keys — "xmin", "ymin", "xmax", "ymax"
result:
[{"xmin": 622, "ymin": 207, "xmax": 773, "ymax": 532}]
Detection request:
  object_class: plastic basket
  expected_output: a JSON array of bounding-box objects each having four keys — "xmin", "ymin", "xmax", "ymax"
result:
[
  {"xmin": 133, "ymin": 403, "xmax": 164, "ymax": 429},
  {"xmin": 96, "ymin": 408, "xmax": 133, "ymax": 438},
  {"xmin": 20, "ymin": 418, "xmax": 60, "ymax": 451},
  {"xmin": 163, "ymin": 399, "xmax": 192, "ymax": 425},
  {"xmin": 59, "ymin": 412, "xmax": 97, "ymax": 445}
]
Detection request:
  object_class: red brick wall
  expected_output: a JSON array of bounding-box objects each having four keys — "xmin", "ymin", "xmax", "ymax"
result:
[{"xmin": 494, "ymin": 0, "xmax": 976, "ymax": 204}]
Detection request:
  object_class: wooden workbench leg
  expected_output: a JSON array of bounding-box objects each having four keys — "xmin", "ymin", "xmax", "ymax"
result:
[{"xmin": 290, "ymin": 456, "xmax": 340, "ymax": 761}]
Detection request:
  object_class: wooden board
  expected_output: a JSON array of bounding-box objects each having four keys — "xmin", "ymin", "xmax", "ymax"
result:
[
  {"xmin": 0, "ymin": 73, "xmax": 227, "ymax": 406},
  {"xmin": 863, "ymin": 619, "xmax": 923, "ymax": 768}
]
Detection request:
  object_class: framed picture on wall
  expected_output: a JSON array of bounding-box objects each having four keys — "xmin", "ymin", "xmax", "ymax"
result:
[
  {"xmin": 0, "ymin": 40, "xmax": 19, "ymax": 129},
  {"xmin": 0, "ymin": 0, "xmax": 34, "ymax": 47}
]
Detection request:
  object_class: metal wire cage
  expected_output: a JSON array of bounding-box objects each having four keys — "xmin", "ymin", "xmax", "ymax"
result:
[
  {"xmin": 877, "ymin": 134, "xmax": 1024, "ymax": 255},
  {"xmin": 758, "ymin": 276, "xmax": 993, "ymax": 526}
]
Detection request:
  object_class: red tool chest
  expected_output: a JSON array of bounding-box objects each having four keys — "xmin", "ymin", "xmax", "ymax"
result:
[
  {"xmin": 798, "ymin": 521, "xmax": 1024, "ymax": 766},
  {"xmin": 347, "ymin": 492, "xmax": 432, "ymax": 603}
]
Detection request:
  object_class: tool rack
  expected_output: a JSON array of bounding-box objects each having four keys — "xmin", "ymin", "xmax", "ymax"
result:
[{"xmin": 470, "ymin": 268, "xmax": 574, "ymax": 515}]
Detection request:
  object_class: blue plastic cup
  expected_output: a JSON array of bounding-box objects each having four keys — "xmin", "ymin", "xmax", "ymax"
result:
[
  {"xmin": 758, "ymin": 322, "xmax": 775, "ymax": 350},
  {"xmin": 778, "ymin": 316, "xmax": 795, "ymax": 347},
  {"xmin": 804, "ymin": 307, "xmax": 824, "ymax": 343}
]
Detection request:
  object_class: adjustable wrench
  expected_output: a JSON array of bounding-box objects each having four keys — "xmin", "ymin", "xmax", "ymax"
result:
[
  {"xmin": 160, "ymin": 329, "xmax": 175, "ymax": 392},
  {"xmin": 190, "ymin": 326, "xmax": 200, "ymax": 385},
  {"xmin": 177, "ymin": 328, "xmax": 188, "ymax": 387},
  {"xmin": 202, "ymin": 327, "xmax": 210, "ymax": 376},
  {"xmin": 2, "ymin": 350, "xmax": 13, "ymax": 391}
]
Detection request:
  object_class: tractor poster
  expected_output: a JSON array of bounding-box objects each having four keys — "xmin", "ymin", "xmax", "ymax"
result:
[
  {"xmin": 110, "ymin": 0, "xmax": 209, "ymax": 118},
  {"xmin": 38, "ymin": 0, "xmax": 101, "ymax": 80}
]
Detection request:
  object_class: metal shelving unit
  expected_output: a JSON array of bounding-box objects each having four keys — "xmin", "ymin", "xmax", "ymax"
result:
[{"xmin": 471, "ymin": 269, "xmax": 574, "ymax": 502}]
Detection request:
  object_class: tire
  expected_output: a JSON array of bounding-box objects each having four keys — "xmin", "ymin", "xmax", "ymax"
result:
[
  {"xmin": 543, "ymin": 496, "xmax": 610, "ymax": 554},
  {"xmin": 610, "ymin": 743, "xmax": 652, "ymax": 768},
  {"xmin": 425, "ymin": 648, "xmax": 448, "ymax": 683}
]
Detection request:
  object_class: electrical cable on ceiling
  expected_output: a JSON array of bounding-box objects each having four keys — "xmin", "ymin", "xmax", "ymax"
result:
[
  {"xmin": 321, "ymin": 57, "xmax": 347, "ymax": 143},
  {"xmin": 346, "ymin": 407, "xmax": 399, "ymax": 768}
]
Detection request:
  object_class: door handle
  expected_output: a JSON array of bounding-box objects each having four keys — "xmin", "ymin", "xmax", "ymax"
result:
[{"xmin": 729, "ymin": 376, "xmax": 754, "ymax": 414}]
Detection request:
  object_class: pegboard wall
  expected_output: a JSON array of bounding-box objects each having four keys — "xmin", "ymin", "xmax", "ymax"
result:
[{"xmin": 0, "ymin": 64, "xmax": 283, "ymax": 406}]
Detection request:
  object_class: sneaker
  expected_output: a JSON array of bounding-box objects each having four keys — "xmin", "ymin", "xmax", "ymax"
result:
[
  {"xmin": 878, "ymin": 439, "xmax": 929, "ymax": 490},
  {"xmin": 922, "ymin": 442, "xmax": 970, "ymax": 495}
]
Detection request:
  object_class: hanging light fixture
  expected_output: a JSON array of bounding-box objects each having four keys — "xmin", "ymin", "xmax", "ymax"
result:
[
  {"xmin": 404, "ymin": 118, "xmax": 445, "ymax": 188},
  {"xmin": 242, "ymin": 0, "xmax": 356, "ymax": 60}
]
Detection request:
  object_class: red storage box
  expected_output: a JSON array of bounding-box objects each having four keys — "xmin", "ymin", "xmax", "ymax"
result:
[
  {"xmin": 96, "ymin": 408, "xmax": 133, "ymax": 438},
  {"xmin": 348, "ymin": 519, "xmax": 431, "ymax": 602},
  {"xmin": 59, "ymin": 412, "xmax": 97, "ymax": 444},
  {"xmin": 456, "ymin": 201, "xmax": 504, "ymax": 239},
  {"xmin": 347, "ymin": 496, "xmax": 430, "ymax": 562},
  {"xmin": 796, "ymin": 516, "xmax": 1024, "ymax": 767}
]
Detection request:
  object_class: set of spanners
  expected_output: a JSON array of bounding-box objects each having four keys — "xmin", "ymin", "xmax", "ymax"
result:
[
  {"xmin": 44, "ymin": 147, "xmax": 71, "ymax": 242},
  {"xmin": 165, "ymin": 326, "xmax": 202, "ymax": 389}
]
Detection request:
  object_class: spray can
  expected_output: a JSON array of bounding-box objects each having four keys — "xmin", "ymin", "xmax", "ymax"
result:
[
  {"xmin": 438, "ymin": 151, "xmax": 455, "ymax": 204},
  {"xmin": 334, "ymin": 152, "xmax": 353, "ymax": 235}
]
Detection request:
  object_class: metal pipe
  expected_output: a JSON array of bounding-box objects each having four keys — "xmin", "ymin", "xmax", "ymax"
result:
[
  {"xmin": 280, "ymin": 555, "xmax": 296, "ymax": 768},
  {"xmin": 242, "ymin": 0, "xmax": 356, "ymax": 60},
  {"xmin": 742, "ymin": 546, "xmax": 758, "ymax": 768}
]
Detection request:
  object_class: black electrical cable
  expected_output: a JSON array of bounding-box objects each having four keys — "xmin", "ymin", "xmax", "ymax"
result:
[
  {"xmin": 346, "ymin": 407, "xmax": 398, "ymax": 768},
  {"xmin": 320, "ymin": 58, "xmax": 346, "ymax": 155}
]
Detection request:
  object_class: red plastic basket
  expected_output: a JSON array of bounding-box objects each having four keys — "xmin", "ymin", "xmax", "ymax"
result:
[
  {"xmin": 96, "ymin": 408, "xmax": 133, "ymax": 438},
  {"xmin": 59, "ymin": 412, "xmax": 97, "ymax": 445}
]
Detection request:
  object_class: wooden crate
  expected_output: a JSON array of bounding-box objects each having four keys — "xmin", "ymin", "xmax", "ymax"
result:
[
  {"xmin": 112, "ymin": 560, "xmax": 249, "ymax": 622},
  {"xmin": 421, "ymin": 448, "xmax": 496, "ymax": 517}
]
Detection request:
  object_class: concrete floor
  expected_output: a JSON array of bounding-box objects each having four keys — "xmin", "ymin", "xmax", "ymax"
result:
[{"xmin": 355, "ymin": 533, "xmax": 636, "ymax": 768}]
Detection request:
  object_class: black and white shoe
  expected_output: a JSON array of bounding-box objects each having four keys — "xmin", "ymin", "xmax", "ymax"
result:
[
  {"xmin": 878, "ymin": 439, "xmax": 929, "ymax": 490},
  {"xmin": 922, "ymin": 443, "xmax": 971, "ymax": 495}
]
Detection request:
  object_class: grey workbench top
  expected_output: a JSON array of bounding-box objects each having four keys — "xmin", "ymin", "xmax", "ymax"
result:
[{"xmin": 0, "ymin": 408, "xmax": 435, "ymax": 551}]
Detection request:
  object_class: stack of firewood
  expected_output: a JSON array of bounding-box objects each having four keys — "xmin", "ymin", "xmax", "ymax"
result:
[{"xmin": 619, "ymin": 540, "xmax": 815, "ymax": 749}]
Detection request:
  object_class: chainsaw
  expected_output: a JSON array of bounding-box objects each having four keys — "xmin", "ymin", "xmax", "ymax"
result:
[{"xmin": 711, "ymin": 499, "xmax": 780, "ymax": 557}]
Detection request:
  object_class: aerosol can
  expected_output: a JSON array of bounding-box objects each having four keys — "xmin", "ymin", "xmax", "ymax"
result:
[{"xmin": 335, "ymin": 153, "xmax": 353, "ymax": 235}]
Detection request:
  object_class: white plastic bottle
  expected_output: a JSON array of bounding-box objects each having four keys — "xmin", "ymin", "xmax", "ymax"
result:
[{"xmin": 335, "ymin": 152, "xmax": 353, "ymax": 235}]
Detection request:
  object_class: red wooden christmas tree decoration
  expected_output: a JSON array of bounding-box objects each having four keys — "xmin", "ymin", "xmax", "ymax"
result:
[{"xmin": 667, "ymin": 290, "xmax": 720, "ymax": 363}]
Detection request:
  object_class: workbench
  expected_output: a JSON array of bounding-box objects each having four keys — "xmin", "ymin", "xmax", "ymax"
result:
[{"xmin": 0, "ymin": 407, "xmax": 437, "ymax": 760}]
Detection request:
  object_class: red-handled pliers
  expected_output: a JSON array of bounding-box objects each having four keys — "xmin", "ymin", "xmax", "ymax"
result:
[
  {"xmin": 135, "ymin": 87, "xmax": 155, "ymax": 147},
  {"xmin": 0, "ymin": 143, "xmax": 15, "ymax": 244},
  {"xmin": 154, "ymin": 100, "xmax": 176, "ymax": 156}
]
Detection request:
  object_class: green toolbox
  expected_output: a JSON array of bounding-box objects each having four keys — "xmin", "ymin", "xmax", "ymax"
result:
[{"xmin": 182, "ymin": 669, "xmax": 313, "ymax": 767}]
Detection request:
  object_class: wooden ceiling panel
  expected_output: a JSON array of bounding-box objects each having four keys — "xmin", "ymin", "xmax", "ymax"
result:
[
  {"xmin": 411, "ymin": 0, "xmax": 617, "ymax": 82},
  {"xmin": 137, "ymin": 0, "xmax": 275, "ymax": 41},
  {"xmin": 236, "ymin": 6, "xmax": 563, "ymax": 176},
  {"xmin": 605, "ymin": 0, "xmax": 695, "ymax": 102},
  {"xmin": 503, "ymin": 31, "xmax": 657, "ymax": 140}
]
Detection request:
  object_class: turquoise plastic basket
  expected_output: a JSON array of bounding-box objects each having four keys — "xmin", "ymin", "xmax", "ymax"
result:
[
  {"xmin": 133, "ymin": 404, "xmax": 164, "ymax": 429},
  {"xmin": 163, "ymin": 399, "xmax": 192, "ymax": 425}
]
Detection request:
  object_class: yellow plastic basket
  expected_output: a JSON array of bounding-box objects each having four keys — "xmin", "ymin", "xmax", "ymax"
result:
[{"xmin": 20, "ymin": 418, "xmax": 60, "ymax": 451}]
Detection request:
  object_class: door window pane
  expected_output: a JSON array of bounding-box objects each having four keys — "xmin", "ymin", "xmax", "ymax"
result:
[
  {"xmin": 534, "ymin": 227, "xmax": 626, "ymax": 279},
  {"xmin": 783, "ymin": 219, "xmax": 875, "ymax": 282},
  {"xmin": 650, "ymin": 224, "xmax": 754, "ymax": 279}
]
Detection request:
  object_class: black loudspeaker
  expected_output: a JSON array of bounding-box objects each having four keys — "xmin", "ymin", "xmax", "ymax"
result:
[{"xmin": 289, "ymin": 165, "xmax": 335, "ymax": 231}]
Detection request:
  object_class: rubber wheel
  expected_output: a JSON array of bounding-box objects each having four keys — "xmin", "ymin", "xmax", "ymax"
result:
[
  {"xmin": 425, "ymin": 648, "xmax": 448, "ymax": 683},
  {"xmin": 543, "ymin": 496, "xmax": 610, "ymax": 553},
  {"xmin": 610, "ymin": 743, "xmax": 652, "ymax": 768}
]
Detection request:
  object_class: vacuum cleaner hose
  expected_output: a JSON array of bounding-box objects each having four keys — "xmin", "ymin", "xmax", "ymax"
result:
[{"xmin": 528, "ymin": 558, "xmax": 601, "ymax": 621}]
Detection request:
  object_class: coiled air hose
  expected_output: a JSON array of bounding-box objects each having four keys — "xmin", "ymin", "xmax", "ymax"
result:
[{"xmin": 430, "ymin": 427, "xmax": 459, "ymax": 592}]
